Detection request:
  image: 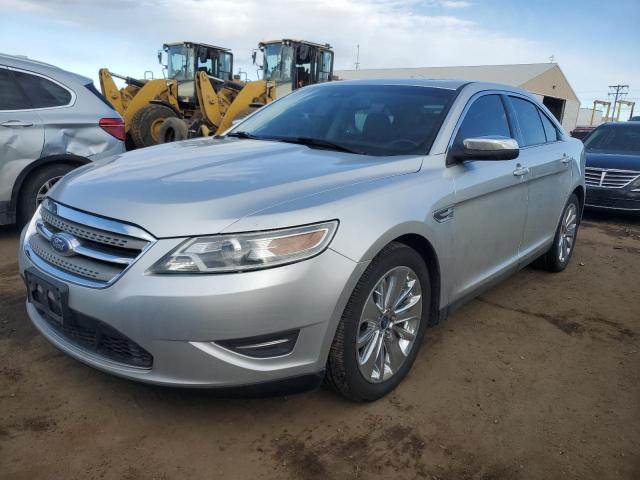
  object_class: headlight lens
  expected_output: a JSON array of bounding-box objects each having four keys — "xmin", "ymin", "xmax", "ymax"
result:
[{"xmin": 150, "ymin": 221, "xmax": 338, "ymax": 274}]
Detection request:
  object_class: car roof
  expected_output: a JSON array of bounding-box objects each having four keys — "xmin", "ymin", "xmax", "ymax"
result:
[
  {"xmin": 595, "ymin": 121, "xmax": 640, "ymax": 127},
  {"xmin": 312, "ymin": 78, "xmax": 533, "ymax": 95},
  {"xmin": 0, "ymin": 52, "xmax": 93, "ymax": 86}
]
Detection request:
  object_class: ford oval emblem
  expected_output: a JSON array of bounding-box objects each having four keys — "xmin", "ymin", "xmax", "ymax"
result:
[{"xmin": 50, "ymin": 232, "xmax": 78, "ymax": 257}]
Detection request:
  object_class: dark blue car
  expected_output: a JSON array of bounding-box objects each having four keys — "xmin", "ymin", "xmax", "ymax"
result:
[{"xmin": 584, "ymin": 122, "xmax": 640, "ymax": 212}]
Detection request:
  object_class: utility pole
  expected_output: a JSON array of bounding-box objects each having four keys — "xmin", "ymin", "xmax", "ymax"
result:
[
  {"xmin": 355, "ymin": 44, "xmax": 360, "ymax": 70},
  {"xmin": 608, "ymin": 84, "xmax": 629, "ymax": 121}
]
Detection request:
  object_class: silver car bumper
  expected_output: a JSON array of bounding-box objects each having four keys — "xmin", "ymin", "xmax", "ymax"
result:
[{"xmin": 19, "ymin": 233, "xmax": 367, "ymax": 388}]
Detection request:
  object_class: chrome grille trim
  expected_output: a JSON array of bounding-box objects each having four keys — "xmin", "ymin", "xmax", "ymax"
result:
[
  {"xmin": 36, "ymin": 220, "xmax": 136, "ymax": 265},
  {"xmin": 585, "ymin": 167, "xmax": 640, "ymax": 189},
  {"xmin": 25, "ymin": 199, "xmax": 156, "ymax": 289},
  {"xmin": 40, "ymin": 206, "xmax": 149, "ymax": 250}
]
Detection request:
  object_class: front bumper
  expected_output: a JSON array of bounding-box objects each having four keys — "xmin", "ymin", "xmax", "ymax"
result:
[
  {"xmin": 585, "ymin": 186, "xmax": 640, "ymax": 212},
  {"xmin": 19, "ymin": 232, "xmax": 367, "ymax": 388}
]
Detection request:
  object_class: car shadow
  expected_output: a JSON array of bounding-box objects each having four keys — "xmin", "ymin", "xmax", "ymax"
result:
[{"xmin": 582, "ymin": 208, "xmax": 640, "ymax": 226}]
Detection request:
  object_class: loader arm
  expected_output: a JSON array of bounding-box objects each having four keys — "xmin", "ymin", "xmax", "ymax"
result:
[
  {"xmin": 195, "ymin": 71, "xmax": 223, "ymax": 128},
  {"xmin": 99, "ymin": 68, "xmax": 126, "ymax": 116},
  {"xmin": 214, "ymin": 80, "xmax": 275, "ymax": 135}
]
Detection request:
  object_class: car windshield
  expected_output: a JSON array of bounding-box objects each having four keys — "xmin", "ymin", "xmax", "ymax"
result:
[
  {"xmin": 229, "ymin": 84, "xmax": 456, "ymax": 156},
  {"xmin": 584, "ymin": 125, "xmax": 640, "ymax": 155}
]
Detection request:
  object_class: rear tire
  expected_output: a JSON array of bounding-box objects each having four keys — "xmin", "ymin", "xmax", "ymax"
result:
[
  {"xmin": 158, "ymin": 117, "xmax": 189, "ymax": 143},
  {"xmin": 18, "ymin": 163, "xmax": 75, "ymax": 225},
  {"xmin": 130, "ymin": 104, "xmax": 178, "ymax": 149},
  {"xmin": 326, "ymin": 242, "xmax": 430, "ymax": 402},
  {"xmin": 535, "ymin": 193, "xmax": 581, "ymax": 272}
]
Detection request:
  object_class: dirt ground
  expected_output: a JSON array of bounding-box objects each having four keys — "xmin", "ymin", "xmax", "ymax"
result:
[{"xmin": 1, "ymin": 211, "xmax": 639, "ymax": 480}]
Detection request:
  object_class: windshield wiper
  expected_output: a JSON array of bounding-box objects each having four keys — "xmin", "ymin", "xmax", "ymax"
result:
[
  {"xmin": 276, "ymin": 137, "xmax": 361, "ymax": 154},
  {"xmin": 226, "ymin": 131, "xmax": 261, "ymax": 140}
]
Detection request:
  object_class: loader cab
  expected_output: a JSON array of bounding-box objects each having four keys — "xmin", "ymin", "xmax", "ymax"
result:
[
  {"xmin": 258, "ymin": 39, "xmax": 333, "ymax": 98},
  {"xmin": 163, "ymin": 42, "xmax": 233, "ymax": 105}
]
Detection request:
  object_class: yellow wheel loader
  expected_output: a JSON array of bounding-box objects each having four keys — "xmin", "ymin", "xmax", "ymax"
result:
[
  {"xmin": 158, "ymin": 39, "xmax": 334, "ymax": 143},
  {"xmin": 100, "ymin": 41, "xmax": 259, "ymax": 148},
  {"xmin": 256, "ymin": 39, "xmax": 334, "ymax": 98}
]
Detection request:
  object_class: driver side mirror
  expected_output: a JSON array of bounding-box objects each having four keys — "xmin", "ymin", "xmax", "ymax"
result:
[{"xmin": 448, "ymin": 136, "xmax": 519, "ymax": 163}]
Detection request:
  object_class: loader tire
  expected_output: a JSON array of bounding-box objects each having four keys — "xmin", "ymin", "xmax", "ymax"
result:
[
  {"xmin": 159, "ymin": 117, "xmax": 189, "ymax": 143},
  {"xmin": 130, "ymin": 104, "xmax": 178, "ymax": 149}
]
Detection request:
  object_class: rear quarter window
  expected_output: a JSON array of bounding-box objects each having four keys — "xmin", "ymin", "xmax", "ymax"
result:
[
  {"xmin": 12, "ymin": 70, "xmax": 72, "ymax": 108},
  {"xmin": 510, "ymin": 96, "xmax": 546, "ymax": 147},
  {"xmin": 0, "ymin": 68, "xmax": 32, "ymax": 110},
  {"xmin": 539, "ymin": 111, "xmax": 559, "ymax": 142}
]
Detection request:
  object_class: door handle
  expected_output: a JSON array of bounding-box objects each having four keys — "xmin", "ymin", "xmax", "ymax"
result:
[
  {"xmin": 513, "ymin": 165, "xmax": 530, "ymax": 177},
  {"xmin": 0, "ymin": 120, "xmax": 34, "ymax": 128}
]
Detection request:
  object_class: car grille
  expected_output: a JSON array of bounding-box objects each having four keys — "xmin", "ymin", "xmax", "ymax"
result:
[
  {"xmin": 26, "ymin": 199, "xmax": 154, "ymax": 288},
  {"xmin": 585, "ymin": 167, "xmax": 640, "ymax": 189},
  {"xmin": 38, "ymin": 306, "xmax": 153, "ymax": 368}
]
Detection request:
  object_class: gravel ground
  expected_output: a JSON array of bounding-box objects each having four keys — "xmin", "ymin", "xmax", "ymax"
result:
[{"xmin": 1, "ymin": 211, "xmax": 639, "ymax": 480}]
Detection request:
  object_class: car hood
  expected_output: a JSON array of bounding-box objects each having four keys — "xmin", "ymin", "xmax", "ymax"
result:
[
  {"xmin": 586, "ymin": 151, "xmax": 640, "ymax": 171},
  {"xmin": 50, "ymin": 138, "xmax": 422, "ymax": 238}
]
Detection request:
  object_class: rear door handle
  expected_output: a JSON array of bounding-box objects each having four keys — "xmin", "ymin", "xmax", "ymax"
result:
[
  {"xmin": 513, "ymin": 165, "xmax": 530, "ymax": 177},
  {"xmin": 1, "ymin": 120, "xmax": 34, "ymax": 128}
]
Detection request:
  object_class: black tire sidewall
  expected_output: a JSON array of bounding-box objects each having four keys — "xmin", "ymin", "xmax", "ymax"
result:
[
  {"xmin": 18, "ymin": 164, "xmax": 74, "ymax": 225},
  {"xmin": 130, "ymin": 105, "xmax": 178, "ymax": 148},
  {"xmin": 334, "ymin": 244, "xmax": 431, "ymax": 401},
  {"xmin": 158, "ymin": 117, "xmax": 188, "ymax": 143}
]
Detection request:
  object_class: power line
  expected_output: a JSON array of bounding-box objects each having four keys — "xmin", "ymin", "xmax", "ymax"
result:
[{"xmin": 607, "ymin": 84, "xmax": 629, "ymax": 120}]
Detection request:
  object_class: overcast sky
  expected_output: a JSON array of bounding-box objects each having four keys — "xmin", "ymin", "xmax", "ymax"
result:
[{"xmin": 1, "ymin": 0, "xmax": 638, "ymax": 115}]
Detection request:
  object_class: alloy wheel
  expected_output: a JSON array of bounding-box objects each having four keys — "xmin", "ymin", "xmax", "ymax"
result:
[
  {"xmin": 356, "ymin": 266, "xmax": 422, "ymax": 383},
  {"xmin": 558, "ymin": 203, "xmax": 577, "ymax": 263},
  {"xmin": 35, "ymin": 176, "xmax": 62, "ymax": 207}
]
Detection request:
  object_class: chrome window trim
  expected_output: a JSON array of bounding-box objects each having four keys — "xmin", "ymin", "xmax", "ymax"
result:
[
  {"xmin": 0, "ymin": 65, "xmax": 77, "ymax": 113},
  {"xmin": 505, "ymin": 92, "xmax": 566, "ymax": 140}
]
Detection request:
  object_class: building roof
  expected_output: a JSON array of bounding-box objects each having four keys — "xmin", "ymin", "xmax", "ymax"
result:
[{"xmin": 336, "ymin": 63, "xmax": 579, "ymax": 102}]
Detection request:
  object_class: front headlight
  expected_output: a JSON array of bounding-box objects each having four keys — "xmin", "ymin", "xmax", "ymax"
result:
[
  {"xmin": 150, "ymin": 221, "xmax": 338, "ymax": 274},
  {"xmin": 632, "ymin": 176, "xmax": 640, "ymax": 192}
]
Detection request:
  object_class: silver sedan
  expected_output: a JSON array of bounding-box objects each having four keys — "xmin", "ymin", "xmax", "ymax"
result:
[{"xmin": 19, "ymin": 79, "xmax": 585, "ymax": 401}]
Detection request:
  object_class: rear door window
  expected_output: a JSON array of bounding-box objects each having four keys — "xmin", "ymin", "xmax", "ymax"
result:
[
  {"xmin": 0, "ymin": 68, "xmax": 32, "ymax": 110},
  {"xmin": 12, "ymin": 70, "xmax": 72, "ymax": 108},
  {"xmin": 454, "ymin": 94, "xmax": 511, "ymax": 144},
  {"xmin": 539, "ymin": 111, "xmax": 559, "ymax": 142},
  {"xmin": 509, "ymin": 97, "xmax": 546, "ymax": 146}
]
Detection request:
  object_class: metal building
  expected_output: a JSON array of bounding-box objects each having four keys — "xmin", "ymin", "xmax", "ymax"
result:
[{"xmin": 335, "ymin": 63, "xmax": 580, "ymax": 132}]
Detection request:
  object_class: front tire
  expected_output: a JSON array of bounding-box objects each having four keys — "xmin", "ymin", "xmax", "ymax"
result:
[
  {"xmin": 536, "ymin": 193, "xmax": 580, "ymax": 272},
  {"xmin": 326, "ymin": 242, "xmax": 430, "ymax": 402}
]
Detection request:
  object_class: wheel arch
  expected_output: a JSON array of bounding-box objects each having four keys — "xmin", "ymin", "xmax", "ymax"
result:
[
  {"xmin": 392, "ymin": 233, "xmax": 442, "ymax": 326},
  {"xmin": 10, "ymin": 154, "xmax": 90, "ymax": 218}
]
